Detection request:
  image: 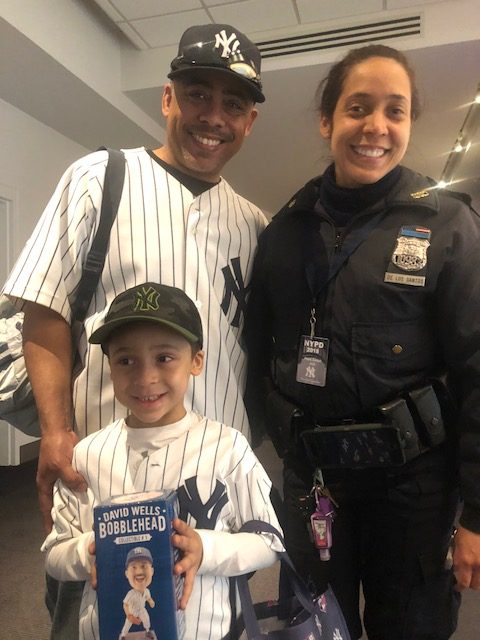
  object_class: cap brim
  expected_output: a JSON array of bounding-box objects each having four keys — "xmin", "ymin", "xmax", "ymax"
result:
[
  {"xmin": 168, "ymin": 66, "xmax": 265, "ymax": 103},
  {"xmin": 89, "ymin": 316, "xmax": 201, "ymax": 348}
]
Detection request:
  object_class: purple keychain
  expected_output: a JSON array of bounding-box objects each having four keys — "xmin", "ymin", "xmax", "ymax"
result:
[{"xmin": 310, "ymin": 480, "xmax": 336, "ymax": 561}]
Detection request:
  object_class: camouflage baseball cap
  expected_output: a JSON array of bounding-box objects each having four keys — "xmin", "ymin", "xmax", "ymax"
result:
[{"xmin": 89, "ymin": 282, "xmax": 203, "ymax": 349}]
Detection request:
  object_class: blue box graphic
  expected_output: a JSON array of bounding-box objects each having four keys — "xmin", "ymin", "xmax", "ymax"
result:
[{"xmin": 94, "ymin": 490, "xmax": 185, "ymax": 640}]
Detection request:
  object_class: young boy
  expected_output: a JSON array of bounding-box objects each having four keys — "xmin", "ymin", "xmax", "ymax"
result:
[{"xmin": 42, "ymin": 282, "xmax": 282, "ymax": 640}]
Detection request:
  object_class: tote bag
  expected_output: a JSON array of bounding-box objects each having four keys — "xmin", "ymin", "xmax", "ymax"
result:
[{"xmin": 234, "ymin": 520, "xmax": 351, "ymax": 640}]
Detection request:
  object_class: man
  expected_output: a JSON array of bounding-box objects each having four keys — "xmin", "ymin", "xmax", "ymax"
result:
[{"xmin": 3, "ymin": 23, "xmax": 266, "ymax": 639}]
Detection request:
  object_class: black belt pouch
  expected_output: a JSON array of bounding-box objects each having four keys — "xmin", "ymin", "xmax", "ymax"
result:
[
  {"xmin": 300, "ymin": 423, "xmax": 407, "ymax": 469},
  {"xmin": 265, "ymin": 390, "xmax": 304, "ymax": 458}
]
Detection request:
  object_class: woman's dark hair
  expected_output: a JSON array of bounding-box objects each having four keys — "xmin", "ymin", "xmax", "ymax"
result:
[{"xmin": 316, "ymin": 44, "xmax": 421, "ymax": 122}]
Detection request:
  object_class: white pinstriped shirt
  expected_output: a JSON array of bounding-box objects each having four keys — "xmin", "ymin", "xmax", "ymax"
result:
[
  {"xmin": 42, "ymin": 412, "xmax": 281, "ymax": 640},
  {"xmin": 3, "ymin": 147, "xmax": 267, "ymax": 440}
]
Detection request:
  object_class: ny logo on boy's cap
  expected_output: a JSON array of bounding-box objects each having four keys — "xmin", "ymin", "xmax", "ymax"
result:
[
  {"xmin": 134, "ymin": 286, "xmax": 160, "ymax": 312},
  {"xmin": 89, "ymin": 282, "xmax": 204, "ymax": 349}
]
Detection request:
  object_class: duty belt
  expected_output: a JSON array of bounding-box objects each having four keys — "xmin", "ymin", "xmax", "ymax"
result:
[{"xmin": 300, "ymin": 383, "xmax": 450, "ymax": 469}]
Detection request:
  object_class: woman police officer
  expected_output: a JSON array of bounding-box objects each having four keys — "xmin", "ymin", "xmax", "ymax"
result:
[{"xmin": 245, "ymin": 44, "xmax": 480, "ymax": 639}]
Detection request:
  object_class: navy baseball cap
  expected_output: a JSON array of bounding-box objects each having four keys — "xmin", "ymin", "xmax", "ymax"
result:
[
  {"xmin": 89, "ymin": 282, "xmax": 203, "ymax": 350},
  {"xmin": 125, "ymin": 546, "xmax": 153, "ymax": 568},
  {"xmin": 168, "ymin": 23, "xmax": 265, "ymax": 103}
]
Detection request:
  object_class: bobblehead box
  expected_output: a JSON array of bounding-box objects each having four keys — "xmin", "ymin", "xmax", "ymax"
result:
[{"xmin": 94, "ymin": 490, "xmax": 185, "ymax": 640}]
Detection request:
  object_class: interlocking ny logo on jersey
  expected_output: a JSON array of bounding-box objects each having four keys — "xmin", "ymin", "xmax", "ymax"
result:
[
  {"xmin": 221, "ymin": 257, "xmax": 246, "ymax": 328},
  {"xmin": 177, "ymin": 476, "xmax": 228, "ymax": 528},
  {"xmin": 134, "ymin": 286, "xmax": 160, "ymax": 312},
  {"xmin": 214, "ymin": 29, "xmax": 240, "ymax": 58}
]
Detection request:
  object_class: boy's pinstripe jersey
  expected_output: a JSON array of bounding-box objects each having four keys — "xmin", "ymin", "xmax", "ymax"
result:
[
  {"xmin": 42, "ymin": 412, "xmax": 281, "ymax": 640},
  {"xmin": 3, "ymin": 147, "xmax": 267, "ymax": 440}
]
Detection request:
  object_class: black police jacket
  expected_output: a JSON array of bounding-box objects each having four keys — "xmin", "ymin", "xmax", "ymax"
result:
[{"xmin": 246, "ymin": 166, "xmax": 480, "ymax": 531}]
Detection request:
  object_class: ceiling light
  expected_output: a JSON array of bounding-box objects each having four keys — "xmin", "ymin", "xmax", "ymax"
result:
[
  {"xmin": 439, "ymin": 81, "xmax": 480, "ymax": 188},
  {"xmin": 475, "ymin": 83, "xmax": 480, "ymax": 104}
]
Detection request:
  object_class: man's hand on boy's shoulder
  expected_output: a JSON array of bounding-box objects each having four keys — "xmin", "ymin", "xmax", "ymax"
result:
[
  {"xmin": 37, "ymin": 428, "xmax": 87, "ymax": 532},
  {"xmin": 171, "ymin": 517, "xmax": 203, "ymax": 610},
  {"xmin": 23, "ymin": 301, "xmax": 87, "ymax": 531}
]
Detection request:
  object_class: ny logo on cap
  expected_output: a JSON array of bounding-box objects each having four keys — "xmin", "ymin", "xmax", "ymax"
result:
[
  {"xmin": 134, "ymin": 286, "xmax": 160, "ymax": 312},
  {"xmin": 214, "ymin": 29, "xmax": 240, "ymax": 58}
]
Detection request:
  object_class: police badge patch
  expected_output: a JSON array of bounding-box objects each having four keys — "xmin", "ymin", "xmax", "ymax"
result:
[{"xmin": 384, "ymin": 226, "xmax": 431, "ymax": 286}]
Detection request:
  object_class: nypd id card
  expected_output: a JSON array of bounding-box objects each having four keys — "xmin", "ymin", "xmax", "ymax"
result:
[{"xmin": 296, "ymin": 336, "xmax": 329, "ymax": 387}]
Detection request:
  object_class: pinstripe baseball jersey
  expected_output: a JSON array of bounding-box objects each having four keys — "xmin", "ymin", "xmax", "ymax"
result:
[
  {"xmin": 42, "ymin": 411, "xmax": 282, "ymax": 640},
  {"xmin": 3, "ymin": 147, "xmax": 267, "ymax": 440}
]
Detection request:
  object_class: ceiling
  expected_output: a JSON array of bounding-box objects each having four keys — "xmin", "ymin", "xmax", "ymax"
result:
[{"xmin": 1, "ymin": 0, "xmax": 479, "ymax": 215}]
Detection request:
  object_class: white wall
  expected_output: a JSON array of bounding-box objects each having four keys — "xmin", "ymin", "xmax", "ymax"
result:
[
  {"xmin": 1, "ymin": 0, "xmax": 164, "ymax": 143},
  {"xmin": 0, "ymin": 98, "xmax": 88, "ymax": 262},
  {"xmin": 0, "ymin": 99, "xmax": 89, "ymax": 464}
]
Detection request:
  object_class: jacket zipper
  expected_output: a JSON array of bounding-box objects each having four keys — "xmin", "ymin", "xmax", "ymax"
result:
[{"xmin": 334, "ymin": 227, "xmax": 344, "ymax": 252}]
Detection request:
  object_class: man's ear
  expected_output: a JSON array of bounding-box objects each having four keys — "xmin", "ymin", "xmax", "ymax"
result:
[
  {"xmin": 162, "ymin": 83, "xmax": 173, "ymax": 118},
  {"xmin": 244, "ymin": 107, "xmax": 258, "ymax": 138},
  {"xmin": 319, "ymin": 115, "xmax": 332, "ymax": 140}
]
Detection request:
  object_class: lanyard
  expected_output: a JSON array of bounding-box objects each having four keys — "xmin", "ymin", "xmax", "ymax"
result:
[{"xmin": 304, "ymin": 210, "xmax": 386, "ymax": 302}]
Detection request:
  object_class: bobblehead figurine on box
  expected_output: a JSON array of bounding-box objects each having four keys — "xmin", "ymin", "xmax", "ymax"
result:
[{"xmin": 120, "ymin": 547, "xmax": 155, "ymax": 640}]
